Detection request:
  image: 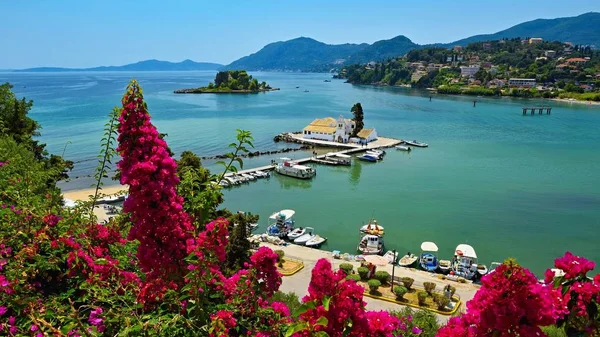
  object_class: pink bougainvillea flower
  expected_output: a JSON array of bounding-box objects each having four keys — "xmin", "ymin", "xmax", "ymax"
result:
[
  {"xmin": 554, "ymin": 251, "xmax": 596, "ymax": 279},
  {"xmin": 0, "ymin": 306, "xmax": 7, "ymax": 316}
]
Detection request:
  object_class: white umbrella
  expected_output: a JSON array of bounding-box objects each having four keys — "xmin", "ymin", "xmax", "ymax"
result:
[{"xmin": 363, "ymin": 255, "xmax": 389, "ymax": 266}]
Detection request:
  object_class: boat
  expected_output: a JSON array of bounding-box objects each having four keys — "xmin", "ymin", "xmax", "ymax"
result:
[
  {"xmin": 266, "ymin": 209, "xmax": 296, "ymax": 238},
  {"xmin": 274, "ymin": 158, "xmax": 316, "ymax": 179},
  {"xmin": 304, "ymin": 90, "xmax": 309, "ymax": 92},
  {"xmin": 419, "ymin": 241, "xmax": 439, "ymax": 272},
  {"xmin": 306, "ymin": 235, "xmax": 327, "ymax": 247},
  {"xmin": 365, "ymin": 151, "xmax": 383, "ymax": 160},
  {"xmin": 248, "ymin": 223, "xmax": 258, "ymax": 232},
  {"xmin": 294, "ymin": 227, "xmax": 316, "ymax": 245},
  {"xmin": 397, "ymin": 253, "xmax": 418, "ymax": 267},
  {"xmin": 476, "ymin": 264, "xmax": 488, "ymax": 276},
  {"xmin": 489, "ymin": 262, "xmax": 502, "ymax": 272},
  {"xmin": 368, "ymin": 149, "xmax": 385, "ymax": 156},
  {"xmin": 357, "ymin": 154, "xmax": 378, "ymax": 162},
  {"xmin": 324, "ymin": 79, "xmax": 331, "ymax": 82},
  {"xmin": 395, "ymin": 145, "xmax": 411, "ymax": 151},
  {"xmin": 287, "ymin": 227, "xmax": 306, "ymax": 240},
  {"xmin": 404, "ymin": 140, "xmax": 428, "ymax": 148},
  {"xmin": 359, "ymin": 220, "xmax": 384, "ymax": 236},
  {"xmin": 451, "ymin": 244, "xmax": 479, "ymax": 280},
  {"xmin": 241, "ymin": 173, "xmax": 256, "ymax": 180},
  {"xmin": 439, "ymin": 260, "xmax": 452, "ymax": 274},
  {"xmin": 383, "ymin": 250, "xmax": 398, "ymax": 264},
  {"xmin": 296, "ymin": 86, "xmax": 300, "ymax": 88},
  {"xmin": 357, "ymin": 234, "xmax": 384, "ymax": 255},
  {"xmin": 325, "ymin": 153, "xmax": 351, "ymax": 166}
]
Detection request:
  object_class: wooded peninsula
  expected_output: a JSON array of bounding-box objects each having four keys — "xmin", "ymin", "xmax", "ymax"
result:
[{"xmin": 174, "ymin": 70, "xmax": 278, "ymax": 94}]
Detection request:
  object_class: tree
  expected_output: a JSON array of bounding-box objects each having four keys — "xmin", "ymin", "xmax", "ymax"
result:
[
  {"xmin": 225, "ymin": 211, "xmax": 259, "ymax": 275},
  {"xmin": 350, "ymin": 103, "xmax": 364, "ymax": 137}
]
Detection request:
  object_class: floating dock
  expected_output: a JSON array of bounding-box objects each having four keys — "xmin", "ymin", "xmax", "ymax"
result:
[{"xmin": 224, "ymin": 138, "xmax": 402, "ymax": 178}]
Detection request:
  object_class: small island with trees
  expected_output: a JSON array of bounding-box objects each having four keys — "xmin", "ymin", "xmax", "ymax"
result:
[{"xmin": 174, "ymin": 70, "xmax": 279, "ymax": 94}]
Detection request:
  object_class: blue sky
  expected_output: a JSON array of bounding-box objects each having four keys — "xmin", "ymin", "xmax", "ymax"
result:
[{"xmin": 1, "ymin": 0, "xmax": 598, "ymax": 68}]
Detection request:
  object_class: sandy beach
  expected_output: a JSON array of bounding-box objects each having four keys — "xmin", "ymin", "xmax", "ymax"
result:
[
  {"xmin": 550, "ymin": 98, "xmax": 600, "ymax": 106},
  {"xmin": 62, "ymin": 185, "xmax": 128, "ymax": 201}
]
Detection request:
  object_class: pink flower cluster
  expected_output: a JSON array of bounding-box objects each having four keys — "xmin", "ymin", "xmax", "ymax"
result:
[
  {"xmin": 554, "ymin": 251, "xmax": 596, "ymax": 279},
  {"xmin": 297, "ymin": 259, "xmax": 403, "ymax": 337},
  {"xmin": 116, "ymin": 80, "xmax": 194, "ymax": 301},
  {"xmin": 209, "ymin": 310, "xmax": 237, "ymax": 337},
  {"xmin": 42, "ymin": 214, "xmax": 61, "ymax": 227},
  {"xmin": 437, "ymin": 261, "xmax": 563, "ymax": 337},
  {"xmin": 88, "ymin": 307, "xmax": 105, "ymax": 333}
]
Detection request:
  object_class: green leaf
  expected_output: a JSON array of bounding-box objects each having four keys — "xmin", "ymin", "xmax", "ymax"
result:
[
  {"xmin": 315, "ymin": 316, "xmax": 328, "ymax": 327},
  {"xmin": 95, "ymin": 258, "xmax": 108, "ymax": 265},
  {"xmin": 322, "ymin": 296, "xmax": 331, "ymax": 311},
  {"xmin": 285, "ymin": 322, "xmax": 308, "ymax": 337},
  {"xmin": 293, "ymin": 301, "xmax": 316, "ymax": 317},
  {"xmin": 315, "ymin": 331, "xmax": 330, "ymax": 337}
]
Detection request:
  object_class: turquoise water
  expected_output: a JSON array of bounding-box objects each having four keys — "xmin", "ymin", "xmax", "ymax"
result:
[{"xmin": 2, "ymin": 71, "xmax": 599, "ymax": 275}]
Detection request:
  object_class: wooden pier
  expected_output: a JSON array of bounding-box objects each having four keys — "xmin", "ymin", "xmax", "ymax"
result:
[
  {"xmin": 224, "ymin": 139, "xmax": 402, "ymax": 178},
  {"xmin": 522, "ymin": 106, "xmax": 552, "ymax": 115}
]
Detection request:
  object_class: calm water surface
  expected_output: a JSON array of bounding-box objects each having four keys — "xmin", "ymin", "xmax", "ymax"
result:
[{"xmin": 2, "ymin": 71, "xmax": 599, "ymax": 275}]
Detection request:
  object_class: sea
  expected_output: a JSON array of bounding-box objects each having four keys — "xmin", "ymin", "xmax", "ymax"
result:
[{"xmin": 2, "ymin": 70, "xmax": 599, "ymax": 276}]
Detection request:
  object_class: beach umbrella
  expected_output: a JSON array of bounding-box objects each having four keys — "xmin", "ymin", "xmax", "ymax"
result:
[{"xmin": 363, "ymin": 255, "xmax": 389, "ymax": 266}]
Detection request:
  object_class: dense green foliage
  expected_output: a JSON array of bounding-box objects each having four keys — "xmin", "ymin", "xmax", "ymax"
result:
[
  {"xmin": 373, "ymin": 270, "xmax": 390, "ymax": 285},
  {"xmin": 390, "ymin": 307, "xmax": 441, "ymax": 337},
  {"xmin": 350, "ymin": 103, "xmax": 363, "ymax": 137},
  {"xmin": 346, "ymin": 274, "xmax": 361, "ymax": 282},
  {"xmin": 357, "ymin": 266, "xmax": 369, "ymax": 280},
  {"xmin": 423, "ymin": 282, "xmax": 437, "ymax": 295},
  {"xmin": 338, "ymin": 263, "xmax": 354, "ymax": 274},
  {"xmin": 191, "ymin": 70, "xmax": 272, "ymax": 92},
  {"xmin": 367, "ymin": 279, "xmax": 381, "ymax": 294},
  {"xmin": 393, "ymin": 286, "xmax": 408, "ymax": 300}
]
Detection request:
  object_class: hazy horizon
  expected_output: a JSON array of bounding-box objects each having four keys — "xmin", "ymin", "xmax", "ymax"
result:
[{"xmin": 1, "ymin": 0, "xmax": 599, "ymax": 69}]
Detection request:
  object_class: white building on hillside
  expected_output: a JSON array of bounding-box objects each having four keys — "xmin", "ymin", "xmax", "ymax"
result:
[
  {"xmin": 508, "ymin": 78, "xmax": 536, "ymax": 88},
  {"xmin": 460, "ymin": 65, "xmax": 480, "ymax": 78}
]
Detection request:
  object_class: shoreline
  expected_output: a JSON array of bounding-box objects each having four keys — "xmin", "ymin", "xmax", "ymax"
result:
[
  {"xmin": 63, "ymin": 185, "xmax": 127, "ymax": 201},
  {"xmin": 173, "ymin": 88, "xmax": 280, "ymax": 94}
]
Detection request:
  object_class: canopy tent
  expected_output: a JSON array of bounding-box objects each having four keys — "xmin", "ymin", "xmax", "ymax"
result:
[
  {"xmin": 420, "ymin": 241, "xmax": 439, "ymax": 252},
  {"xmin": 455, "ymin": 244, "xmax": 477, "ymax": 259},
  {"xmin": 269, "ymin": 209, "xmax": 295, "ymax": 221}
]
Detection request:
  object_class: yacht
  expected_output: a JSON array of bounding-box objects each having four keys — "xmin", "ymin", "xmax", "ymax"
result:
[{"xmin": 274, "ymin": 158, "xmax": 316, "ymax": 179}]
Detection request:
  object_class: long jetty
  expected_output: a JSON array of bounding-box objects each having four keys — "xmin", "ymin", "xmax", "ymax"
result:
[
  {"xmin": 224, "ymin": 136, "xmax": 402, "ymax": 177},
  {"xmin": 522, "ymin": 106, "xmax": 552, "ymax": 115}
]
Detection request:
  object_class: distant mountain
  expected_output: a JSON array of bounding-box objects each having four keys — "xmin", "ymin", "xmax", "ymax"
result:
[
  {"xmin": 16, "ymin": 59, "xmax": 222, "ymax": 72},
  {"xmin": 224, "ymin": 37, "xmax": 368, "ymax": 72},
  {"xmin": 442, "ymin": 12, "xmax": 600, "ymax": 48},
  {"xmin": 345, "ymin": 35, "xmax": 419, "ymax": 64},
  {"xmin": 226, "ymin": 12, "xmax": 600, "ymax": 71}
]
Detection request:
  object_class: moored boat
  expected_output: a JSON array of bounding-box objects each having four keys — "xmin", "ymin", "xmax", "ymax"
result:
[
  {"xmin": 383, "ymin": 250, "xmax": 398, "ymax": 264},
  {"xmin": 398, "ymin": 253, "xmax": 418, "ymax": 267},
  {"xmin": 439, "ymin": 260, "xmax": 452, "ymax": 274},
  {"xmin": 294, "ymin": 227, "xmax": 316, "ymax": 245},
  {"xmin": 359, "ymin": 220, "xmax": 385, "ymax": 236},
  {"xmin": 365, "ymin": 151, "xmax": 383, "ymax": 159},
  {"xmin": 357, "ymin": 154, "xmax": 378, "ymax": 162},
  {"xmin": 357, "ymin": 234, "xmax": 384, "ymax": 255},
  {"xmin": 419, "ymin": 241, "xmax": 439, "ymax": 272},
  {"xmin": 395, "ymin": 145, "xmax": 411, "ymax": 151},
  {"xmin": 403, "ymin": 140, "xmax": 428, "ymax": 148},
  {"xmin": 287, "ymin": 227, "xmax": 306, "ymax": 240},
  {"xmin": 275, "ymin": 158, "xmax": 316, "ymax": 179},
  {"xmin": 451, "ymin": 244, "xmax": 479, "ymax": 280},
  {"xmin": 306, "ymin": 235, "xmax": 327, "ymax": 247},
  {"xmin": 266, "ymin": 209, "xmax": 296, "ymax": 238}
]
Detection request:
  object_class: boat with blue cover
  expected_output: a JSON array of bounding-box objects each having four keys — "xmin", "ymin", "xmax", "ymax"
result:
[
  {"xmin": 266, "ymin": 209, "xmax": 296, "ymax": 238},
  {"xmin": 419, "ymin": 241, "xmax": 439, "ymax": 272}
]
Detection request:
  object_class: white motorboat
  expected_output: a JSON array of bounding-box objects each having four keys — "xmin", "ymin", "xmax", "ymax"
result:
[
  {"xmin": 357, "ymin": 234, "xmax": 384, "ymax": 255},
  {"xmin": 451, "ymin": 244, "xmax": 479, "ymax": 280},
  {"xmin": 383, "ymin": 250, "xmax": 398, "ymax": 264},
  {"xmin": 476, "ymin": 264, "xmax": 488, "ymax": 276},
  {"xmin": 242, "ymin": 173, "xmax": 256, "ymax": 181},
  {"xmin": 325, "ymin": 153, "xmax": 351, "ymax": 166},
  {"xmin": 365, "ymin": 151, "xmax": 383, "ymax": 159},
  {"xmin": 248, "ymin": 223, "xmax": 258, "ymax": 232},
  {"xmin": 359, "ymin": 219, "xmax": 385, "ymax": 236},
  {"xmin": 488, "ymin": 262, "xmax": 502, "ymax": 273},
  {"xmin": 294, "ymin": 227, "xmax": 316, "ymax": 245},
  {"xmin": 266, "ymin": 209, "xmax": 296, "ymax": 238},
  {"xmin": 439, "ymin": 260, "xmax": 452, "ymax": 274},
  {"xmin": 368, "ymin": 149, "xmax": 385, "ymax": 156},
  {"xmin": 305, "ymin": 235, "xmax": 327, "ymax": 247},
  {"xmin": 287, "ymin": 227, "xmax": 306, "ymax": 240},
  {"xmin": 357, "ymin": 154, "xmax": 378, "ymax": 162},
  {"xmin": 397, "ymin": 253, "xmax": 418, "ymax": 267},
  {"xmin": 275, "ymin": 158, "xmax": 316, "ymax": 179},
  {"xmin": 395, "ymin": 145, "xmax": 411, "ymax": 151},
  {"xmin": 218, "ymin": 180, "xmax": 230, "ymax": 187},
  {"xmin": 404, "ymin": 140, "xmax": 428, "ymax": 148}
]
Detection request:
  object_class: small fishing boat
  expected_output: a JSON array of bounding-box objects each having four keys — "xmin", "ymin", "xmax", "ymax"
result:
[
  {"xmin": 294, "ymin": 227, "xmax": 316, "ymax": 245},
  {"xmin": 383, "ymin": 250, "xmax": 398, "ymax": 264},
  {"xmin": 439, "ymin": 260, "xmax": 452, "ymax": 274},
  {"xmin": 395, "ymin": 145, "xmax": 411, "ymax": 151},
  {"xmin": 476, "ymin": 264, "xmax": 488, "ymax": 276},
  {"xmin": 287, "ymin": 227, "xmax": 306, "ymax": 240},
  {"xmin": 242, "ymin": 173, "xmax": 256, "ymax": 181},
  {"xmin": 368, "ymin": 149, "xmax": 385, "ymax": 157},
  {"xmin": 266, "ymin": 209, "xmax": 296, "ymax": 238},
  {"xmin": 359, "ymin": 220, "xmax": 384, "ymax": 236},
  {"xmin": 451, "ymin": 244, "xmax": 479, "ymax": 280},
  {"xmin": 365, "ymin": 151, "xmax": 383, "ymax": 160},
  {"xmin": 404, "ymin": 140, "xmax": 428, "ymax": 148},
  {"xmin": 419, "ymin": 241, "xmax": 439, "ymax": 272},
  {"xmin": 248, "ymin": 223, "xmax": 258, "ymax": 232},
  {"xmin": 296, "ymin": 86, "xmax": 300, "ymax": 88},
  {"xmin": 357, "ymin": 154, "xmax": 378, "ymax": 162},
  {"xmin": 357, "ymin": 234, "xmax": 384, "ymax": 255},
  {"xmin": 398, "ymin": 253, "xmax": 418, "ymax": 267},
  {"xmin": 489, "ymin": 262, "xmax": 502, "ymax": 273},
  {"xmin": 324, "ymin": 79, "xmax": 331, "ymax": 82},
  {"xmin": 303, "ymin": 90, "xmax": 309, "ymax": 92},
  {"xmin": 306, "ymin": 235, "xmax": 327, "ymax": 247}
]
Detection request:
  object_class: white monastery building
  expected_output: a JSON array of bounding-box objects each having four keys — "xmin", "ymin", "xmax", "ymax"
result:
[{"xmin": 302, "ymin": 115, "xmax": 378, "ymax": 144}]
